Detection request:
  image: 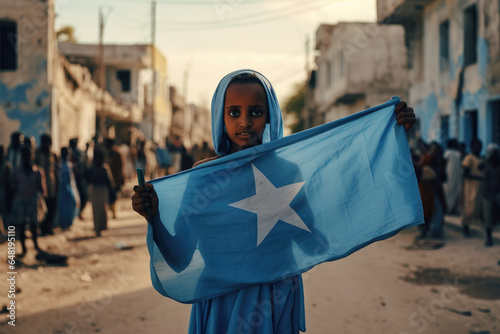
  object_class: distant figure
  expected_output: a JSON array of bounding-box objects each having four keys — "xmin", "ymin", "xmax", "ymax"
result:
[
  {"xmin": 0, "ymin": 145, "xmax": 13, "ymax": 233},
  {"xmin": 84, "ymin": 148, "xmax": 114, "ymax": 237},
  {"xmin": 105, "ymin": 138, "xmax": 124, "ymax": 219},
  {"xmin": 7, "ymin": 131, "xmax": 24, "ymax": 169},
  {"xmin": 11, "ymin": 145, "xmax": 47, "ymax": 256},
  {"xmin": 443, "ymin": 139, "xmax": 462, "ymax": 214},
  {"xmin": 167, "ymin": 136, "xmax": 183, "ymax": 174},
  {"xmin": 414, "ymin": 139, "xmax": 435, "ymax": 238},
  {"xmin": 35, "ymin": 134, "xmax": 59, "ymax": 235},
  {"xmin": 58, "ymin": 147, "xmax": 80, "ymax": 231},
  {"xmin": 462, "ymin": 139, "xmax": 484, "ymax": 237},
  {"xmin": 120, "ymin": 130, "xmax": 137, "ymax": 181},
  {"xmin": 482, "ymin": 144, "xmax": 500, "ymax": 247},
  {"xmin": 70, "ymin": 138, "xmax": 87, "ymax": 219},
  {"xmin": 24, "ymin": 135, "xmax": 36, "ymax": 149},
  {"xmin": 428, "ymin": 141, "xmax": 447, "ymax": 238},
  {"xmin": 180, "ymin": 144, "xmax": 194, "ymax": 172}
]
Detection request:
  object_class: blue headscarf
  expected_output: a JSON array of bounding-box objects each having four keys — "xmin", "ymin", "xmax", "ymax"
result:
[{"xmin": 211, "ymin": 69, "xmax": 284, "ymax": 156}]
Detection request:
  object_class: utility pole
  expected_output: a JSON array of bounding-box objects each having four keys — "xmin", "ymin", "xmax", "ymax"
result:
[
  {"xmin": 304, "ymin": 34, "xmax": 310, "ymax": 128},
  {"xmin": 150, "ymin": 0, "xmax": 157, "ymax": 141},
  {"xmin": 98, "ymin": 7, "xmax": 105, "ymax": 89},
  {"xmin": 305, "ymin": 34, "xmax": 310, "ymax": 74},
  {"xmin": 182, "ymin": 67, "xmax": 189, "ymax": 147},
  {"xmin": 97, "ymin": 7, "xmax": 106, "ymax": 138}
]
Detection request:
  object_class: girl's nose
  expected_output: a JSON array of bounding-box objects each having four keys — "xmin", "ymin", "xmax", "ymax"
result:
[{"xmin": 239, "ymin": 113, "xmax": 252, "ymax": 127}]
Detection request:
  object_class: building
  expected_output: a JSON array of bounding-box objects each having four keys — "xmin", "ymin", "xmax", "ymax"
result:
[
  {"xmin": 59, "ymin": 43, "xmax": 171, "ymax": 145},
  {"xmin": 378, "ymin": 0, "xmax": 500, "ymax": 150},
  {"xmin": 0, "ymin": 0, "xmax": 140, "ymax": 150},
  {"xmin": 307, "ymin": 22, "xmax": 407, "ymax": 128},
  {"xmin": 168, "ymin": 86, "xmax": 211, "ymax": 150}
]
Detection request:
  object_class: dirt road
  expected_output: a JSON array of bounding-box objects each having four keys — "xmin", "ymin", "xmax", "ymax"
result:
[{"xmin": 1, "ymin": 195, "xmax": 499, "ymax": 334}]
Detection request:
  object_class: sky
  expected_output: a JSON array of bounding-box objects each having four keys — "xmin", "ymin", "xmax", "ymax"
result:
[{"xmin": 55, "ymin": 0, "xmax": 377, "ymax": 108}]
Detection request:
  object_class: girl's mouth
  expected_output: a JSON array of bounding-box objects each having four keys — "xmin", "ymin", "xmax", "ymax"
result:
[{"xmin": 237, "ymin": 132, "xmax": 254, "ymax": 138}]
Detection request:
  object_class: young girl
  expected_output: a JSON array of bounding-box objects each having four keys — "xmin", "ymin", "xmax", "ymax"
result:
[{"xmin": 132, "ymin": 69, "xmax": 415, "ymax": 333}]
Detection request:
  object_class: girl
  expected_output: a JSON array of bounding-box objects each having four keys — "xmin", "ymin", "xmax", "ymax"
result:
[{"xmin": 132, "ymin": 69, "xmax": 415, "ymax": 333}]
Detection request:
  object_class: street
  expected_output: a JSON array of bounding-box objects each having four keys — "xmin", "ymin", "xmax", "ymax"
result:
[{"xmin": 0, "ymin": 191, "xmax": 499, "ymax": 334}]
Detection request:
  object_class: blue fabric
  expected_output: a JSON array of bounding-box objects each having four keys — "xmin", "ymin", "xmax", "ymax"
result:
[
  {"xmin": 189, "ymin": 275, "xmax": 304, "ymax": 334},
  {"xmin": 58, "ymin": 162, "xmax": 77, "ymax": 229},
  {"xmin": 147, "ymin": 96, "xmax": 424, "ymax": 307},
  {"xmin": 211, "ymin": 69, "xmax": 283, "ymax": 156}
]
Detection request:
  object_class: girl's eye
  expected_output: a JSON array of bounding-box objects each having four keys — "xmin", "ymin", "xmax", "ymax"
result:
[
  {"xmin": 251, "ymin": 109, "xmax": 264, "ymax": 117},
  {"xmin": 228, "ymin": 110, "xmax": 240, "ymax": 117}
]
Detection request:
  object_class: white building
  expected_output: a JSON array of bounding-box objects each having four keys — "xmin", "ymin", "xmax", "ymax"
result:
[
  {"xmin": 59, "ymin": 43, "xmax": 172, "ymax": 144},
  {"xmin": 378, "ymin": 0, "xmax": 500, "ymax": 150},
  {"xmin": 308, "ymin": 22, "xmax": 407, "ymax": 127}
]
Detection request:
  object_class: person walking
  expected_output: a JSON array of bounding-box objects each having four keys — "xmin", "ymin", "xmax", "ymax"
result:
[
  {"xmin": 58, "ymin": 147, "xmax": 80, "ymax": 231},
  {"xmin": 0, "ymin": 145, "xmax": 13, "ymax": 234},
  {"xmin": 11, "ymin": 145, "xmax": 46, "ymax": 256},
  {"xmin": 84, "ymin": 148, "xmax": 114, "ymax": 237},
  {"xmin": 443, "ymin": 139, "xmax": 463, "ymax": 214},
  {"xmin": 104, "ymin": 138, "xmax": 124, "ymax": 219},
  {"xmin": 482, "ymin": 144, "xmax": 500, "ymax": 247},
  {"xmin": 462, "ymin": 139, "xmax": 485, "ymax": 237},
  {"xmin": 35, "ymin": 134, "xmax": 58, "ymax": 235}
]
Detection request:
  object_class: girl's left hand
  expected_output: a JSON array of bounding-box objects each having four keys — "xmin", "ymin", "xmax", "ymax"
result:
[{"xmin": 395, "ymin": 101, "xmax": 416, "ymax": 132}]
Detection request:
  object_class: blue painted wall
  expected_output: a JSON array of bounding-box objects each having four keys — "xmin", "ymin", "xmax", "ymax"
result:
[{"xmin": 0, "ymin": 80, "xmax": 50, "ymax": 145}]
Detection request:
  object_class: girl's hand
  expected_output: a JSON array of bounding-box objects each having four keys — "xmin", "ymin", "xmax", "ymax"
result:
[
  {"xmin": 131, "ymin": 183, "xmax": 159, "ymax": 222},
  {"xmin": 395, "ymin": 101, "xmax": 416, "ymax": 132}
]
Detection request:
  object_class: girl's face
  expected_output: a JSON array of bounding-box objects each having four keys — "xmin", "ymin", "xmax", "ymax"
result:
[{"xmin": 224, "ymin": 82, "xmax": 268, "ymax": 154}]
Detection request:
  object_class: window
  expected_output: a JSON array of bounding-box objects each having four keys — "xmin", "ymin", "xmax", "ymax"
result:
[
  {"xmin": 116, "ymin": 70, "xmax": 131, "ymax": 92},
  {"xmin": 0, "ymin": 20, "xmax": 17, "ymax": 71},
  {"xmin": 491, "ymin": 101, "xmax": 500, "ymax": 144},
  {"xmin": 439, "ymin": 20, "xmax": 450, "ymax": 72},
  {"xmin": 464, "ymin": 5, "xmax": 478, "ymax": 66}
]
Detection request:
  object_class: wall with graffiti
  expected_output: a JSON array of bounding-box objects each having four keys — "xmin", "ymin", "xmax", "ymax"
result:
[
  {"xmin": 404, "ymin": 0, "xmax": 500, "ymax": 150},
  {"xmin": 0, "ymin": 0, "xmax": 55, "ymax": 147}
]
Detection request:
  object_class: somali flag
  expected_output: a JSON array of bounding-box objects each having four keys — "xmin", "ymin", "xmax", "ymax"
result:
[{"xmin": 147, "ymin": 97, "xmax": 424, "ymax": 304}]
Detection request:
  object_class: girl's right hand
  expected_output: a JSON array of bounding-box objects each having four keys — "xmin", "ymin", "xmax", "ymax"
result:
[{"xmin": 131, "ymin": 183, "xmax": 159, "ymax": 222}]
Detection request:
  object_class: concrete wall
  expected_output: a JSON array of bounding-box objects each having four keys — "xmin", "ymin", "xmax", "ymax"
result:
[
  {"xmin": 0, "ymin": 1, "xmax": 144, "ymax": 151},
  {"xmin": 379, "ymin": 0, "xmax": 500, "ymax": 150},
  {"xmin": 59, "ymin": 43, "xmax": 172, "ymax": 145},
  {"xmin": 0, "ymin": 0, "xmax": 55, "ymax": 147},
  {"xmin": 312, "ymin": 22, "xmax": 407, "ymax": 126},
  {"xmin": 52, "ymin": 58, "xmax": 98, "ymax": 150}
]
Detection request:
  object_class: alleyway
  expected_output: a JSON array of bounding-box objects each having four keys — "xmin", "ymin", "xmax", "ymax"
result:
[{"xmin": 0, "ymin": 188, "xmax": 499, "ymax": 334}]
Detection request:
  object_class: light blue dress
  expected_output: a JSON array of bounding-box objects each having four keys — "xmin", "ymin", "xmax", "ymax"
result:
[{"xmin": 189, "ymin": 276, "xmax": 305, "ymax": 334}]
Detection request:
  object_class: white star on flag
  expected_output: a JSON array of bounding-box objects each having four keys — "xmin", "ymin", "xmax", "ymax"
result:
[{"xmin": 229, "ymin": 164, "xmax": 311, "ymax": 247}]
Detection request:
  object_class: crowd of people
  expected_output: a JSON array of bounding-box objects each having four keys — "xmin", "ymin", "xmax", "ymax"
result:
[
  {"xmin": 412, "ymin": 138, "xmax": 500, "ymax": 247},
  {"xmin": 0, "ymin": 130, "xmax": 214, "ymax": 255},
  {"xmin": 0, "ymin": 127, "xmax": 496, "ymax": 255}
]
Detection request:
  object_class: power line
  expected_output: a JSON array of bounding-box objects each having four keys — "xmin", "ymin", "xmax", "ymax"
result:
[
  {"xmin": 157, "ymin": 0, "xmax": 327, "ymax": 27},
  {"xmin": 157, "ymin": 0, "xmax": 334, "ymax": 31},
  {"xmin": 114, "ymin": 0, "xmax": 307, "ymax": 5}
]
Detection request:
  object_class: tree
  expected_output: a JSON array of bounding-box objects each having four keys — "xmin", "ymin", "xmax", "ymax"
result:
[
  {"xmin": 56, "ymin": 26, "xmax": 78, "ymax": 43},
  {"xmin": 283, "ymin": 82, "xmax": 306, "ymax": 133}
]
